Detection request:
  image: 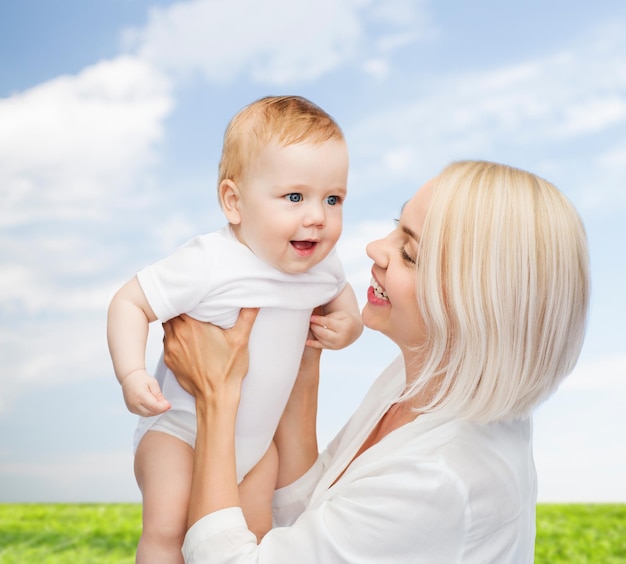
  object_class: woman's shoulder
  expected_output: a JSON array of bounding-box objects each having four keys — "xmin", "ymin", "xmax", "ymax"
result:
[
  {"xmin": 419, "ymin": 417, "xmax": 533, "ymax": 480},
  {"xmin": 427, "ymin": 418, "xmax": 536, "ymax": 522},
  {"xmin": 389, "ymin": 417, "xmax": 536, "ymax": 559},
  {"xmin": 437, "ymin": 417, "xmax": 533, "ymax": 465},
  {"xmin": 369, "ymin": 416, "xmax": 535, "ymax": 513}
]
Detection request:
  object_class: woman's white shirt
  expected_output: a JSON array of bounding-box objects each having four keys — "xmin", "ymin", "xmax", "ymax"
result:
[{"xmin": 183, "ymin": 355, "xmax": 537, "ymax": 563}]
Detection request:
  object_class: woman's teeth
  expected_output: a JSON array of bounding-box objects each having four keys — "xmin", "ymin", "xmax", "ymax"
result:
[{"xmin": 371, "ymin": 278, "xmax": 389, "ymax": 300}]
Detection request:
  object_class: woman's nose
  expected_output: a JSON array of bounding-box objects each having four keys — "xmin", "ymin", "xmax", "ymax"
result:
[{"xmin": 366, "ymin": 237, "xmax": 388, "ymax": 268}]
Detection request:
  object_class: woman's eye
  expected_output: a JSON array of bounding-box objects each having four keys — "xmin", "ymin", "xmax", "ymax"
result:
[
  {"xmin": 400, "ymin": 247, "xmax": 416, "ymax": 266},
  {"xmin": 285, "ymin": 193, "xmax": 303, "ymax": 203},
  {"xmin": 325, "ymin": 195, "xmax": 340, "ymax": 206}
]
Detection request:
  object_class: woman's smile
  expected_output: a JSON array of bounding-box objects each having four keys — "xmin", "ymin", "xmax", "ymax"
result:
[
  {"xmin": 361, "ymin": 182, "xmax": 433, "ymax": 348},
  {"xmin": 368, "ymin": 277, "xmax": 390, "ymax": 305}
]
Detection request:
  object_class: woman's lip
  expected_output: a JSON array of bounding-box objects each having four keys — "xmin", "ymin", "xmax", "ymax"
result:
[
  {"xmin": 368, "ymin": 272, "xmax": 390, "ymax": 305},
  {"xmin": 367, "ymin": 285, "xmax": 390, "ymax": 305}
]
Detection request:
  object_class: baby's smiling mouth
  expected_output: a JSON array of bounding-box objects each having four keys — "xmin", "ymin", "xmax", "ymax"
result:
[
  {"xmin": 290, "ymin": 240, "xmax": 318, "ymax": 257},
  {"xmin": 291, "ymin": 240, "xmax": 317, "ymax": 251}
]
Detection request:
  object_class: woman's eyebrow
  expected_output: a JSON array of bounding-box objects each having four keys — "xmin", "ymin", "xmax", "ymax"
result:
[
  {"xmin": 398, "ymin": 202, "xmax": 420, "ymax": 242},
  {"xmin": 402, "ymin": 225, "xmax": 420, "ymax": 242}
]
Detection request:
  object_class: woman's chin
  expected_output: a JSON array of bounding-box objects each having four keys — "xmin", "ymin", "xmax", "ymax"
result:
[{"xmin": 361, "ymin": 303, "xmax": 386, "ymax": 332}]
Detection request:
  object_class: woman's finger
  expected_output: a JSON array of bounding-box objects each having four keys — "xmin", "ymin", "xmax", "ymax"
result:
[
  {"xmin": 230, "ymin": 307, "xmax": 259, "ymax": 343},
  {"xmin": 162, "ymin": 314, "xmax": 188, "ymax": 344}
]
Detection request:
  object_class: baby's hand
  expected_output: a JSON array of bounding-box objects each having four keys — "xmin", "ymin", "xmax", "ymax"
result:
[
  {"xmin": 307, "ymin": 311, "xmax": 362, "ymax": 350},
  {"xmin": 121, "ymin": 369, "xmax": 171, "ymax": 417}
]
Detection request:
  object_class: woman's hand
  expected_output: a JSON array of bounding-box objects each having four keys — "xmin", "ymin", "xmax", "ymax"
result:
[
  {"xmin": 162, "ymin": 309, "xmax": 259, "ymax": 528},
  {"xmin": 162, "ymin": 309, "xmax": 259, "ymax": 404}
]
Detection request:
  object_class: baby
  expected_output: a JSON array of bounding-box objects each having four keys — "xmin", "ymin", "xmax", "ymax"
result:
[{"xmin": 107, "ymin": 95, "xmax": 362, "ymax": 562}]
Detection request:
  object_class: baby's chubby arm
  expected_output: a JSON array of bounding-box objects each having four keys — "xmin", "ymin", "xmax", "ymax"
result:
[
  {"xmin": 107, "ymin": 276, "xmax": 171, "ymax": 417},
  {"xmin": 307, "ymin": 283, "xmax": 363, "ymax": 350}
]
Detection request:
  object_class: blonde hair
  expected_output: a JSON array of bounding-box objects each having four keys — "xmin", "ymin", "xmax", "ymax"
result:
[
  {"xmin": 218, "ymin": 95, "xmax": 344, "ymax": 186},
  {"xmin": 404, "ymin": 161, "xmax": 590, "ymax": 423}
]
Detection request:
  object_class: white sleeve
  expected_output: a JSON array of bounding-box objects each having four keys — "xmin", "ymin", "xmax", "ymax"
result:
[
  {"xmin": 136, "ymin": 236, "xmax": 213, "ymax": 321},
  {"xmin": 182, "ymin": 459, "xmax": 468, "ymax": 564},
  {"xmin": 271, "ymin": 397, "xmax": 355, "ymax": 527},
  {"xmin": 271, "ymin": 454, "xmax": 327, "ymax": 527},
  {"xmin": 324, "ymin": 247, "xmax": 347, "ymax": 297}
]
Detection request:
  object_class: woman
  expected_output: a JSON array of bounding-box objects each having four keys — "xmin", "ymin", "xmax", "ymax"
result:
[{"xmin": 162, "ymin": 160, "xmax": 590, "ymax": 563}]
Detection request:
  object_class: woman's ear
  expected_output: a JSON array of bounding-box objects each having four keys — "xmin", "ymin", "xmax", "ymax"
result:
[{"xmin": 219, "ymin": 179, "xmax": 242, "ymax": 224}]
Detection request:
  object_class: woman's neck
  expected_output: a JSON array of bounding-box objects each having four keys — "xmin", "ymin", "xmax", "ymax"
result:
[{"xmin": 400, "ymin": 348, "xmax": 442, "ymax": 411}]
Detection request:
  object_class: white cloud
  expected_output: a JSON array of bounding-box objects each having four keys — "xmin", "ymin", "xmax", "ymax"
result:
[
  {"xmin": 124, "ymin": 0, "xmax": 429, "ymax": 85},
  {"xmin": 346, "ymin": 23, "xmax": 626, "ymax": 210},
  {"xmin": 362, "ymin": 58, "xmax": 390, "ymax": 80},
  {"xmin": 0, "ymin": 52, "xmax": 179, "ymax": 413},
  {"xmin": 0, "ymin": 451, "xmax": 140, "ymax": 502},
  {"xmin": 536, "ymin": 440, "xmax": 626, "ymax": 502},
  {"xmin": 580, "ymin": 140, "xmax": 626, "ymax": 209},
  {"xmin": 0, "ymin": 316, "xmax": 109, "ymax": 410},
  {"xmin": 534, "ymin": 351, "xmax": 626, "ymax": 501},
  {"xmin": 0, "ymin": 304, "xmax": 165, "ymax": 414},
  {"xmin": 0, "ymin": 55, "xmax": 173, "ymax": 227},
  {"xmin": 552, "ymin": 96, "xmax": 626, "ymax": 137},
  {"xmin": 534, "ymin": 376, "xmax": 626, "ymax": 502},
  {"xmin": 367, "ymin": 0, "xmax": 434, "ymax": 50},
  {"xmin": 153, "ymin": 213, "xmax": 204, "ymax": 255},
  {"xmin": 124, "ymin": 0, "xmax": 360, "ymax": 83},
  {"xmin": 368, "ymin": 0, "xmax": 424, "ymax": 26},
  {"xmin": 0, "ymin": 229, "xmax": 130, "ymax": 317},
  {"xmin": 0, "ymin": 264, "xmax": 33, "ymax": 308},
  {"xmin": 0, "ymin": 54, "xmax": 175, "ymax": 332},
  {"xmin": 560, "ymin": 355, "xmax": 626, "ymax": 392}
]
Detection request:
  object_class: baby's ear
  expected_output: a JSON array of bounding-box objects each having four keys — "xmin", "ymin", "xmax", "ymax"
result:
[{"xmin": 219, "ymin": 179, "xmax": 242, "ymax": 224}]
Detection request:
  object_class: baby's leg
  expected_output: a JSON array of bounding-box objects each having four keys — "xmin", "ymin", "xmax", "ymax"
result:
[
  {"xmin": 238, "ymin": 441, "xmax": 279, "ymax": 542},
  {"xmin": 134, "ymin": 430, "xmax": 194, "ymax": 564}
]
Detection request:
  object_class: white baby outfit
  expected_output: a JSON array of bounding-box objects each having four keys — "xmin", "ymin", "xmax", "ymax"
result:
[{"xmin": 135, "ymin": 226, "xmax": 346, "ymax": 482}]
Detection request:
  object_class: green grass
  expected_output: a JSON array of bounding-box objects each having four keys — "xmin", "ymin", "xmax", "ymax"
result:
[
  {"xmin": 0, "ymin": 504, "xmax": 141, "ymax": 563},
  {"xmin": 535, "ymin": 504, "xmax": 626, "ymax": 563},
  {"xmin": 0, "ymin": 503, "xmax": 624, "ymax": 562}
]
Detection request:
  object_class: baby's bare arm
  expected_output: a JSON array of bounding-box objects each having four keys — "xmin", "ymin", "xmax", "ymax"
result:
[
  {"xmin": 107, "ymin": 276, "xmax": 170, "ymax": 415},
  {"xmin": 308, "ymin": 283, "xmax": 363, "ymax": 350}
]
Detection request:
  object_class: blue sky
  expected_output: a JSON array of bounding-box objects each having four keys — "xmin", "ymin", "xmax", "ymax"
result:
[{"xmin": 1, "ymin": 0, "xmax": 625, "ymax": 503}]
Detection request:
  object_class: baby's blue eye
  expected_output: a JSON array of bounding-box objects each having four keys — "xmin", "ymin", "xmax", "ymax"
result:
[
  {"xmin": 326, "ymin": 195, "xmax": 339, "ymax": 206},
  {"xmin": 286, "ymin": 193, "xmax": 303, "ymax": 203}
]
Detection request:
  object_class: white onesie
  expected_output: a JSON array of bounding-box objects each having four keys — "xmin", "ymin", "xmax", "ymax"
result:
[{"xmin": 134, "ymin": 226, "xmax": 346, "ymax": 482}]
